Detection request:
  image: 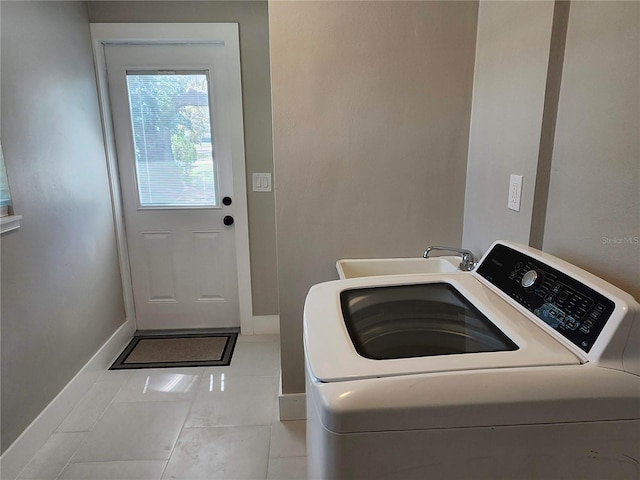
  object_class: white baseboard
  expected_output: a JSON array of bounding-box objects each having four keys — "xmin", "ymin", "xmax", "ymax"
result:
[
  {"xmin": 251, "ymin": 315, "xmax": 280, "ymax": 335},
  {"xmin": 278, "ymin": 374, "xmax": 306, "ymax": 421},
  {"xmin": 0, "ymin": 320, "xmax": 134, "ymax": 480},
  {"xmin": 278, "ymin": 393, "xmax": 307, "ymax": 421}
]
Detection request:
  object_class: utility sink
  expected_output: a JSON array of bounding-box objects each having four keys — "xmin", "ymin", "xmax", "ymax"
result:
[{"xmin": 336, "ymin": 256, "xmax": 460, "ymax": 279}]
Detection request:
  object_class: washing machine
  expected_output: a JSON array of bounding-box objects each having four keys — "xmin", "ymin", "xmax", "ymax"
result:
[{"xmin": 304, "ymin": 241, "xmax": 640, "ymax": 479}]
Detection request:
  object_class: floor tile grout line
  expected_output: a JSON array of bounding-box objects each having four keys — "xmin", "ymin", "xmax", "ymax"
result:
[
  {"xmin": 19, "ymin": 338, "xmax": 284, "ymax": 480},
  {"xmin": 158, "ymin": 370, "xmax": 203, "ymax": 480},
  {"xmin": 13, "ymin": 432, "xmax": 85, "ymax": 480},
  {"xmin": 53, "ymin": 433, "xmax": 87, "ymax": 480},
  {"xmin": 179, "ymin": 423, "xmax": 275, "ymax": 429},
  {"xmin": 55, "ymin": 371, "xmax": 134, "ymax": 434},
  {"xmin": 54, "ymin": 369, "xmax": 133, "ymax": 479},
  {"xmin": 17, "ymin": 370, "xmax": 122, "ymax": 480},
  {"xmin": 269, "ymin": 454, "xmax": 308, "ymax": 459},
  {"xmin": 159, "ymin": 368, "xmax": 276, "ymax": 479}
]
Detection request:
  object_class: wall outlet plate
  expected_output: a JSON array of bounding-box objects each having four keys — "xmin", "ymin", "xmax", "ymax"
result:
[{"xmin": 508, "ymin": 174, "xmax": 523, "ymax": 211}]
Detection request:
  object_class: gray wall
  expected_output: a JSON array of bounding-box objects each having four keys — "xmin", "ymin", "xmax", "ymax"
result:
[
  {"xmin": 462, "ymin": 0, "xmax": 555, "ymax": 255},
  {"xmin": 1, "ymin": 1, "xmax": 125, "ymax": 452},
  {"xmin": 269, "ymin": 1, "xmax": 479, "ymax": 393},
  {"xmin": 542, "ymin": 1, "xmax": 640, "ymax": 299},
  {"xmin": 88, "ymin": 1, "xmax": 278, "ymax": 316},
  {"xmin": 462, "ymin": 0, "xmax": 639, "ymax": 300}
]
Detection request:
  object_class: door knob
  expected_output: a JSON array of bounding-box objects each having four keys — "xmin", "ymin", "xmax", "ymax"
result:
[
  {"xmin": 222, "ymin": 196, "xmax": 232, "ymax": 206},
  {"xmin": 223, "ymin": 216, "xmax": 234, "ymax": 226}
]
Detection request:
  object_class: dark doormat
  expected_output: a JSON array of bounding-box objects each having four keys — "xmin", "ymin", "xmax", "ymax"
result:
[{"xmin": 110, "ymin": 331, "xmax": 238, "ymax": 370}]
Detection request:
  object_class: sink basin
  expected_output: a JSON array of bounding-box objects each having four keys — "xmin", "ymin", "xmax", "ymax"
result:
[{"xmin": 336, "ymin": 256, "xmax": 460, "ymax": 279}]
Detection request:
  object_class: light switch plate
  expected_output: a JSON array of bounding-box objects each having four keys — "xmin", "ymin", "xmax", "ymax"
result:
[
  {"xmin": 508, "ymin": 174, "xmax": 523, "ymax": 211},
  {"xmin": 252, "ymin": 173, "xmax": 272, "ymax": 192}
]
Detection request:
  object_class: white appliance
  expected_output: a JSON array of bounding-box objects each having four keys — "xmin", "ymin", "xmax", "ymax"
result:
[{"xmin": 304, "ymin": 241, "xmax": 640, "ymax": 479}]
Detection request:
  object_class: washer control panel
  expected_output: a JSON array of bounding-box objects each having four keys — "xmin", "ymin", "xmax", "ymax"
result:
[{"xmin": 476, "ymin": 244, "xmax": 615, "ymax": 353}]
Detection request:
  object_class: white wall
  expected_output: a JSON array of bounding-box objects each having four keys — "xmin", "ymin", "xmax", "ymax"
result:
[
  {"xmin": 1, "ymin": 1, "xmax": 125, "ymax": 452},
  {"xmin": 462, "ymin": 0, "xmax": 555, "ymax": 256},
  {"xmin": 270, "ymin": 0, "xmax": 479, "ymax": 393},
  {"xmin": 542, "ymin": 1, "xmax": 640, "ymax": 299}
]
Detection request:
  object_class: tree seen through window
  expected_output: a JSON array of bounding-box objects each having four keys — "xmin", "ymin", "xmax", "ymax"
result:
[{"xmin": 126, "ymin": 72, "xmax": 217, "ymax": 206}]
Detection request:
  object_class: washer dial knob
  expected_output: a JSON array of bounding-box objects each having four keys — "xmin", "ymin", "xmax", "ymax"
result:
[{"xmin": 521, "ymin": 270, "xmax": 540, "ymax": 289}]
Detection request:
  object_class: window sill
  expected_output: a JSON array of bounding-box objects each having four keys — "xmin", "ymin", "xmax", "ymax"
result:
[{"xmin": 1, "ymin": 215, "xmax": 22, "ymax": 234}]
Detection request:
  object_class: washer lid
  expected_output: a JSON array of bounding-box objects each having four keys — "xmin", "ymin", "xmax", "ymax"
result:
[
  {"xmin": 304, "ymin": 273, "xmax": 581, "ymax": 383},
  {"xmin": 341, "ymin": 282, "xmax": 519, "ymax": 361}
]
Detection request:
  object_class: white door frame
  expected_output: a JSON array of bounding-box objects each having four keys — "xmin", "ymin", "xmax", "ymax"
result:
[{"xmin": 90, "ymin": 23, "xmax": 254, "ymax": 334}]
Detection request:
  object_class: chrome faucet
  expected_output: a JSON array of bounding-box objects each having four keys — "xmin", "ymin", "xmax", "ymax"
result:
[{"xmin": 423, "ymin": 246, "xmax": 477, "ymax": 271}]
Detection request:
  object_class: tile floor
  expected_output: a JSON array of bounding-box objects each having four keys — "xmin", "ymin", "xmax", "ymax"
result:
[{"xmin": 16, "ymin": 335, "xmax": 307, "ymax": 480}]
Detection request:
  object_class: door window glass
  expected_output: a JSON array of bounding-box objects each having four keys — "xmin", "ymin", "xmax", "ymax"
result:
[
  {"xmin": 0, "ymin": 144, "xmax": 12, "ymax": 213},
  {"xmin": 126, "ymin": 71, "xmax": 217, "ymax": 207}
]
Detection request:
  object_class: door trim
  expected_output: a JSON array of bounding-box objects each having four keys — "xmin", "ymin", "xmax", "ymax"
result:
[{"xmin": 90, "ymin": 23, "xmax": 254, "ymax": 334}]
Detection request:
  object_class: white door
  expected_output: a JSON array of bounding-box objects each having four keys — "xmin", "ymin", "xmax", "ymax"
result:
[{"xmin": 104, "ymin": 40, "xmax": 243, "ymax": 330}]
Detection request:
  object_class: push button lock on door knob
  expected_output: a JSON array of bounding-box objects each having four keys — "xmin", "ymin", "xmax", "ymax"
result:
[
  {"xmin": 223, "ymin": 216, "xmax": 234, "ymax": 226},
  {"xmin": 222, "ymin": 196, "xmax": 232, "ymax": 206}
]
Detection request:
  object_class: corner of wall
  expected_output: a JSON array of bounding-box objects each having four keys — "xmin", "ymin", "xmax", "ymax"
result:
[
  {"xmin": 462, "ymin": 0, "xmax": 556, "ymax": 256},
  {"xmin": 0, "ymin": 321, "xmax": 134, "ymax": 480},
  {"xmin": 529, "ymin": 0, "xmax": 570, "ymax": 249}
]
